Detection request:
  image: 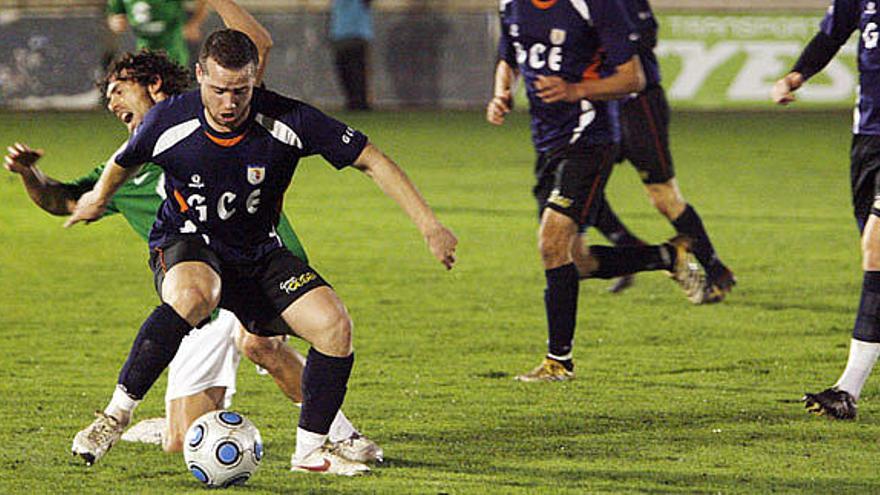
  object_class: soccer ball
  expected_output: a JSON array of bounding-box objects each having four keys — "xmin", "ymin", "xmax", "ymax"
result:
[{"xmin": 183, "ymin": 410, "xmax": 263, "ymax": 488}]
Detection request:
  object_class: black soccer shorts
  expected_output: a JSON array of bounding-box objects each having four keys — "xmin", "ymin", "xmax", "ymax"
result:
[
  {"xmin": 850, "ymin": 134, "xmax": 880, "ymax": 232},
  {"xmin": 533, "ymin": 140, "xmax": 617, "ymax": 231},
  {"xmin": 619, "ymin": 85, "xmax": 676, "ymax": 185},
  {"xmin": 149, "ymin": 237, "xmax": 329, "ymax": 336}
]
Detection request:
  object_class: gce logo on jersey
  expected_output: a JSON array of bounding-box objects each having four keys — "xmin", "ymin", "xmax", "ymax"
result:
[{"xmin": 864, "ymin": 22, "xmax": 878, "ymax": 50}]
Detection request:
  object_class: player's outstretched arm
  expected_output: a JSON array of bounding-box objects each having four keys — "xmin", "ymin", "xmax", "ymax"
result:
[
  {"xmin": 486, "ymin": 60, "xmax": 517, "ymax": 126},
  {"xmin": 352, "ymin": 143, "xmax": 458, "ymax": 270},
  {"xmin": 4, "ymin": 143, "xmax": 77, "ymax": 216},
  {"xmin": 65, "ymin": 160, "xmax": 139, "ymax": 227},
  {"xmin": 536, "ymin": 55, "xmax": 646, "ymax": 104},
  {"xmin": 206, "ymin": 0, "xmax": 273, "ymax": 83}
]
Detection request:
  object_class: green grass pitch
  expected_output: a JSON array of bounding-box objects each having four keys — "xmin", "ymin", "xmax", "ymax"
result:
[{"xmin": 1, "ymin": 108, "xmax": 879, "ymax": 493}]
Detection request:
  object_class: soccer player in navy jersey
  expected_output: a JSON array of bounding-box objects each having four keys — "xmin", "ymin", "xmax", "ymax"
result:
[
  {"xmin": 592, "ymin": 0, "xmax": 735, "ymax": 302},
  {"xmin": 487, "ymin": 0, "xmax": 700, "ymax": 382},
  {"xmin": 774, "ymin": 0, "xmax": 880, "ymax": 420},
  {"xmin": 66, "ymin": 29, "xmax": 457, "ymax": 474},
  {"xmin": 10, "ymin": 0, "xmax": 380, "ymax": 467}
]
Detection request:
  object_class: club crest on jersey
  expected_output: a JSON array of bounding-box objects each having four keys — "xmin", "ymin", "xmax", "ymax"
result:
[
  {"xmin": 247, "ymin": 165, "xmax": 266, "ymax": 185},
  {"xmin": 550, "ymin": 29, "xmax": 566, "ymax": 46},
  {"xmin": 189, "ymin": 174, "xmax": 205, "ymax": 189}
]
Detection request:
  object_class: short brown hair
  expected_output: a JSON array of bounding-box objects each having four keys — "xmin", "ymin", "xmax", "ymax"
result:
[{"xmin": 198, "ymin": 29, "xmax": 258, "ymax": 72}]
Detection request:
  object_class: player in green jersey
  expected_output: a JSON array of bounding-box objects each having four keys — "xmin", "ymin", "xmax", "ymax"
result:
[
  {"xmin": 107, "ymin": 0, "xmax": 208, "ymax": 66},
  {"xmin": 5, "ymin": 0, "xmax": 382, "ymax": 465}
]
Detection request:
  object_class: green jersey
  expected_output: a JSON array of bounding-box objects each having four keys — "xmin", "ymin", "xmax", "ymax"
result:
[
  {"xmin": 107, "ymin": 0, "xmax": 190, "ymax": 65},
  {"xmin": 64, "ymin": 162, "xmax": 308, "ymax": 262}
]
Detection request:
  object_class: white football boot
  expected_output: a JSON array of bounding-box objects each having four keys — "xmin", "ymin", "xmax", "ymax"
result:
[
  {"xmin": 121, "ymin": 417, "xmax": 164, "ymax": 445},
  {"xmin": 328, "ymin": 433, "xmax": 384, "ymax": 463},
  {"xmin": 290, "ymin": 446, "xmax": 371, "ymax": 476},
  {"xmin": 71, "ymin": 411, "xmax": 127, "ymax": 465}
]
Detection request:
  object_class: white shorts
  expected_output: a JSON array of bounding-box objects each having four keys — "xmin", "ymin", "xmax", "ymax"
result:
[{"xmin": 165, "ymin": 309, "xmax": 241, "ymax": 405}]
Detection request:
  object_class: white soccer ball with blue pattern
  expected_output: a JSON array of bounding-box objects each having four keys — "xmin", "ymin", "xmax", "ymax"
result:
[{"xmin": 183, "ymin": 410, "xmax": 263, "ymax": 488}]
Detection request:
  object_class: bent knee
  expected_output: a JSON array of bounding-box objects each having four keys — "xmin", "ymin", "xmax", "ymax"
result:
[
  {"xmin": 164, "ymin": 286, "xmax": 218, "ymax": 323},
  {"xmin": 315, "ymin": 312, "xmax": 353, "ymax": 356},
  {"xmin": 240, "ymin": 333, "xmax": 282, "ymax": 365}
]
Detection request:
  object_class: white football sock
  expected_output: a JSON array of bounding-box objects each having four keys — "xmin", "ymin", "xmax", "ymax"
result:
[
  {"xmin": 834, "ymin": 338, "xmax": 880, "ymax": 400},
  {"xmin": 327, "ymin": 410, "xmax": 359, "ymax": 443},
  {"xmin": 292, "ymin": 427, "xmax": 327, "ymax": 464},
  {"xmin": 104, "ymin": 385, "xmax": 140, "ymax": 425}
]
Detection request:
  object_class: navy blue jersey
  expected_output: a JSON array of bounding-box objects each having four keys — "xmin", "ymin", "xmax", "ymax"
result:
[
  {"xmin": 821, "ymin": 0, "xmax": 880, "ymax": 134},
  {"xmin": 115, "ymin": 87, "xmax": 368, "ymax": 262},
  {"xmin": 497, "ymin": 0, "xmax": 638, "ymax": 152},
  {"xmin": 623, "ymin": 0, "xmax": 661, "ymax": 88}
]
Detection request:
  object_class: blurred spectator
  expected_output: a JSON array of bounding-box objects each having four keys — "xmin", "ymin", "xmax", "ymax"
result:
[
  {"xmin": 106, "ymin": 0, "xmax": 207, "ymax": 66},
  {"xmin": 330, "ymin": 0, "xmax": 372, "ymax": 110}
]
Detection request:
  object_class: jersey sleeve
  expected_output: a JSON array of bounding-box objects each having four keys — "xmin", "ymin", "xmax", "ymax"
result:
[
  {"xmin": 61, "ymin": 163, "xmax": 120, "ymax": 215},
  {"xmin": 591, "ymin": 0, "xmax": 639, "ymax": 68},
  {"xmin": 107, "ymin": 0, "xmax": 126, "ymax": 15},
  {"xmin": 294, "ymin": 104, "xmax": 368, "ymax": 170},
  {"xmin": 820, "ymin": 0, "xmax": 860, "ymax": 44},
  {"xmin": 497, "ymin": 2, "xmax": 517, "ymax": 66}
]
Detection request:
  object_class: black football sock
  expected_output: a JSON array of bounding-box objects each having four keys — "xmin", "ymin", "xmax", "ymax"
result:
[
  {"xmin": 854, "ymin": 272, "xmax": 880, "ymax": 343},
  {"xmin": 545, "ymin": 263, "xmax": 579, "ymax": 360},
  {"xmin": 299, "ymin": 348, "xmax": 354, "ymax": 435},
  {"xmin": 594, "ymin": 195, "xmax": 646, "ymax": 247},
  {"xmin": 117, "ymin": 303, "xmax": 191, "ymax": 400},
  {"xmin": 671, "ymin": 204, "xmax": 726, "ymax": 279},
  {"xmin": 587, "ymin": 244, "xmax": 672, "ymax": 279}
]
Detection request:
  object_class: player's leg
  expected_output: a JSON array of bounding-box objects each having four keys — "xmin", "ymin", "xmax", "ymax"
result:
[
  {"xmin": 623, "ymin": 87, "xmax": 734, "ymax": 302},
  {"xmin": 591, "ymin": 193, "xmax": 647, "ymax": 293},
  {"xmin": 229, "ymin": 249, "xmax": 368, "ymax": 475},
  {"xmin": 518, "ymin": 143, "xmax": 695, "ymax": 382},
  {"xmin": 72, "ymin": 240, "xmax": 222, "ymax": 465},
  {"xmin": 278, "ymin": 287, "xmax": 370, "ymax": 474},
  {"xmin": 805, "ymin": 137, "xmax": 880, "ymax": 419},
  {"xmin": 164, "ymin": 309, "xmax": 240, "ymax": 450},
  {"xmin": 163, "ymin": 387, "xmax": 227, "ymax": 452},
  {"xmin": 235, "ymin": 327, "xmax": 383, "ymax": 462},
  {"xmin": 124, "ymin": 308, "xmax": 242, "ymax": 449}
]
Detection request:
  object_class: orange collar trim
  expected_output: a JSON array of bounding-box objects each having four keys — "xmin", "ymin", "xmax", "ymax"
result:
[
  {"xmin": 205, "ymin": 130, "xmax": 247, "ymax": 147},
  {"xmin": 531, "ymin": 0, "xmax": 558, "ymax": 9}
]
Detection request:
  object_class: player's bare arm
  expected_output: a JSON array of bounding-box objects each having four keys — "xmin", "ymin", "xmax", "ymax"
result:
[
  {"xmin": 772, "ymin": 72, "xmax": 805, "ymax": 105},
  {"xmin": 536, "ymin": 55, "xmax": 646, "ymax": 103},
  {"xmin": 65, "ymin": 161, "xmax": 141, "ymax": 227},
  {"xmin": 352, "ymin": 143, "xmax": 458, "ymax": 269},
  {"xmin": 184, "ymin": 0, "xmax": 209, "ymax": 42},
  {"xmin": 487, "ymin": 60, "xmax": 518, "ymax": 126},
  {"xmin": 4, "ymin": 142, "xmax": 77, "ymax": 215},
  {"xmin": 206, "ymin": 0, "xmax": 273, "ymax": 83}
]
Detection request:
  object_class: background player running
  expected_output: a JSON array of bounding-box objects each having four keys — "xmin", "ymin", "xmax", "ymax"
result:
[
  {"xmin": 591, "ymin": 0, "xmax": 735, "ymax": 303},
  {"xmin": 66, "ymin": 29, "xmax": 457, "ymax": 475},
  {"xmin": 486, "ymin": 0, "xmax": 699, "ymax": 382},
  {"xmin": 773, "ymin": 0, "xmax": 880, "ymax": 420},
  {"xmin": 5, "ymin": 0, "xmax": 381, "ymax": 464}
]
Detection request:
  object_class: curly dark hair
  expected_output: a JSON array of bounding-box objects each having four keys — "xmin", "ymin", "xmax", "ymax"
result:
[
  {"xmin": 99, "ymin": 49, "xmax": 192, "ymax": 99},
  {"xmin": 198, "ymin": 29, "xmax": 258, "ymax": 72}
]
